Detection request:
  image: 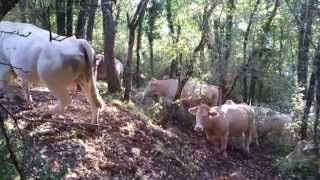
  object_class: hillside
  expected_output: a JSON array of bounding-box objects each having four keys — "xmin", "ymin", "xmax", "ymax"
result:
[{"xmin": 0, "ymin": 89, "xmax": 281, "ymax": 179}]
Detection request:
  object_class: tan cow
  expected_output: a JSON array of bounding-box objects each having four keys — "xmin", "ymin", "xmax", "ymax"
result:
[
  {"xmin": 188, "ymin": 103, "xmax": 256, "ymax": 157},
  {"xmin": 143, "ymin": 78, "xmax": 178, "ymax": 106},
  {"xmin": 180, "ymin": 78, "xmax": 220, "ymax": 108},
  {"xmin": 143, "ymin": 78, "xmax": 221, "ymax": 108},
  {"xmin": 95, "ymin": 54, "xmax": 123, "ymax": 81}
]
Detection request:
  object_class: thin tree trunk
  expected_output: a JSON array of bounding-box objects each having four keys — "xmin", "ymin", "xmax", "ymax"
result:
[
  {"xmin": 148, "ymin": 34, "xmax": 154, "ymax": 76},
  {"xmin": 247, "ymin": 0, "xmax": 280, "ymax": 104},
  {"xmin": 86, "ymin": 0, "xmax": 98, "ymax": 42},
  {"xmin": 279, "ymin": 24, "xmax": 284, "ymax": 75},
  {"xmin": 242, "ymin": 0, "xmax": 260, "ymax": 101},
  {"xmin": 301, "ymin": 72, "xmax": 316, "ymax": 139},
  {"xmin": 135, "ymin": 21, "xmax": 143, "ymax": 87},
  {"xmin": 66, "ymin": 0, "xmax": 73, "ymax": 36},
  {"xmin": 56, "ymin": 0, "xmax": 66, "ymax": 35},
  {"xmin": 123, "ymin": 0, "xmax": 149, "ymax": 100},
  {"xmin": 146, "ymin": 0, "xmax": 163, "ymax": 76},
  {"xmin": 75, "ymin": 0, "xmax": 88, "ymax": 39},
  {"xmin": 101, "ymin": 0, "xmax": 121, "ymax": 93},
  {"xmin": 314, "ymin": 47, "xmax": 320, "ymax": 156},
  {"xmin": 124, "ymin": 28, "xmax": 136, "ymax": 100},
  {"xmin": 165, "ymin": 0, "xmax": 181, "ymax": 78},
  {"xmin": 218, "ymin": 0, "xmax": 235, "ymax": 101},
  {"xmin": 29, "ymin": 1, "xmax": 37, "ymax": 24},
  {"xmin": 19, "ymin": 0, "xmax": 27, "ymax": 23},
  {"xmin": 297, "ymin": 0, "xmax": 315, "ymax": 95}
]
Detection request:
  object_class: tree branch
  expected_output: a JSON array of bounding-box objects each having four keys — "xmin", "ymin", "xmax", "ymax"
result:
[{"xmin": 0, "ymin": 110, "xmax": 25, "ymax": 180}]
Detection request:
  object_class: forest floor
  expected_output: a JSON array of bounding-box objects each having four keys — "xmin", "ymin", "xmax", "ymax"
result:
[{"xmin": 0, "ymin": 88, "xmax": 284, "ymax": 180}]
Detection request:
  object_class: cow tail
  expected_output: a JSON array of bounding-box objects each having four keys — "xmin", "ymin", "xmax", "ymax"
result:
[{"xmin": 79, "ymin": 40, "xmax": 104, "ymax": 108}]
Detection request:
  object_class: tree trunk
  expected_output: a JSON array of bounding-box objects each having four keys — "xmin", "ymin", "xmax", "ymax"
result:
[
  {"xmin": 101, "ymin": 0, "xmax": 121, "ymax": 93},
  {"xmin": 124, "ymin": 28, "xmax": 136, "ymax": 100},
  {"xmin": 146, "ymin": 0, "xmax": 163, "ymax": 76},
  {"xmin": 19, "ymin": 0, "xmax": 27, "ymax": 23},
  {"xmin": 218, "ymin": 0, "xmax": 234, "ymax": 101},
  {"xmin": 314, "ymin": 60, "xmax": 320, "ymax": 155},
  {"xmin": 247, "ymin": 0, "xmax": 279, "ymax": 104},
  {"xmin": 75, "ymin": 0, "xmax": 88, "ymax": 39},
  {"xmin": 86, "ymin": 0, "xmax": 98, "ymax": 42},
  {"xmin": 242, "ymin": 0, "xmax": 261, "ymax": 101},
  {"xmin": 135, "ymin": 20, "xmax": 143, "ymax": 87},
  {"xmin": 314, "ymin": 46, "xmax": 320, "ymax": 156},
  {"xmin": 297, "ymin": 0, "xmax": 314, "ymax": 95},
  {"xmin": 213, "ymin": 19, "xmax": 223, "ymax": 80},
  {"xmin": 301, "ymin": 72, "xmax": 316, "ymax": 139},
  {"xmin": 165, "ymin": 0, "xmax": 181, "ymax": 79},
  {"xmin": 0, "ymin": 0, "xmax": 19, "ymax": 20},
  {"xmin": 123, "ymin": 0, "xmax": 149, "ymax": 101},
  {"xmin": 56, "ymin": 0, "xmax": 66, "ymax": 35},
  {"xmin": 66, "ymin": 0, "xmax": 73, "ymax": 36},
  {"xmin": 147, "ymin": 34, "xmax": 154, "ymax": 76}
]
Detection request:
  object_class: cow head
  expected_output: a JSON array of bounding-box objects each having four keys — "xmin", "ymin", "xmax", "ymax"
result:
[
  {"xmin": 143, "ymin": 78, "xmax": 158, "ymax": 98},
  {"xmin": 188, "ymin": 103, "xmax": 218, "ymax": 132}
]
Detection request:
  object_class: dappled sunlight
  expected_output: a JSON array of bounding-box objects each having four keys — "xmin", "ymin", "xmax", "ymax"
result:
[{"xmin": 120, "ymin": 121, "xmax": 137, "ymax": 137}]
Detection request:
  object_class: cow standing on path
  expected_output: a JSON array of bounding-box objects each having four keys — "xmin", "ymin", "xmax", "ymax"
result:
[
  {"xmin": 0, "ymin": 21, "xmax": 104, "ymax": 123},
  {"xmin": 188, "ymin": 103, "xmax": 256, "ymax": 157}
]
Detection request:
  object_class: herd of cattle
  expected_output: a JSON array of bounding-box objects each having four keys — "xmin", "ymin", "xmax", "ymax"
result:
[
  {"xmin": 143, "ymin": 78, "xmax": 293, "ymax": 157},
  {"xmin": 0, "ymin": 22, "xmax": 316, "ymax": 163}
]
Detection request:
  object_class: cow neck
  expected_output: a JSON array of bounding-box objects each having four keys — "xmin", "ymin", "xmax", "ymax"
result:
[{"xmin": 205, "ymin": 112, "xmax": 224, "ymax": 135}]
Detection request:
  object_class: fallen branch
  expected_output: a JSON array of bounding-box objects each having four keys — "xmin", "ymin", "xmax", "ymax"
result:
[
  {"xmin": 0, "ymin": 111, "xmax": 25, "ymax": 180},
  {"xmin": 18, "ymin": 115, "xmax": 111, "ymax": 129},
  {"xmin": 0, "ymin": 103, "xmax": 23, "ymax": 137}
]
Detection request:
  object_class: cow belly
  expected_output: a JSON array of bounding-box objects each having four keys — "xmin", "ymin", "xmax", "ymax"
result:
[{"xmin": 228, "ymin": 119, "xmax": 249, "ymax": 136}]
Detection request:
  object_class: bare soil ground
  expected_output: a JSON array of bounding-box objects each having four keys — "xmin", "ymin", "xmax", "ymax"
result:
[{"xmin": 1, "ymin": 88, "xmax": 282, "ymax": 180}]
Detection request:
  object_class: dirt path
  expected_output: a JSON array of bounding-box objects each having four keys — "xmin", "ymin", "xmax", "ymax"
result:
[{"xmin": 1, "ymin": 89, "xmax": 281, "ymax": 179}]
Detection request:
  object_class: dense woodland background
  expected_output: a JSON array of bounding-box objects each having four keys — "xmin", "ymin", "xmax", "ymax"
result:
[{"xmin": 0, "ymin": 0, "xmax": 320, "ymax": 179}]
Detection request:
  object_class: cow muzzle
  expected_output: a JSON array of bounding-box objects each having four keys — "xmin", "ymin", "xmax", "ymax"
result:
[{"xmin": 194, "ymin": 126, "xmax": 203, "ymax": 132}]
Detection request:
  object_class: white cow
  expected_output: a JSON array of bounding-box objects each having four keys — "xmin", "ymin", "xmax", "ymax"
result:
[{"xmin": 0, "ymin": 21, "xmax": 104, "ymax": 123}]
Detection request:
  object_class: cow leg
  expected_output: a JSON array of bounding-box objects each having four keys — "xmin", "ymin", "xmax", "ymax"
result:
[
  {"xmin": 221, "ymin": 134, "xmax": 228, "ymax": 158},
  {"xmin": 245, "ymin": 132, "xmax": 252, "ymax": 153},
  {"xmin": 78, "ymin": 80, "xmax": 103, "ymax": 124},
  {"xmin": 241, "ymin": 133, "xmax": 246, "ymax": 150},
  {"xmin": 207, "ymin": 135, "xmax": 220, "ymax": 153},
  {"xmin": 42, "ymin": 85, "xmax": 71, "ymax": 118},
  {"xmin": 22, "ymin": 80, "xmax": 33, "ymax": 106}
]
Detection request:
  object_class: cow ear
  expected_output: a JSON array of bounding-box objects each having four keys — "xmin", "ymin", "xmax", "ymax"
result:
[{"xmin": 188, "ymin": 106, "xmax": 199, "ymax": 115}]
